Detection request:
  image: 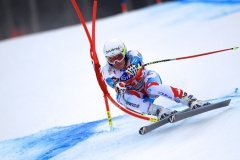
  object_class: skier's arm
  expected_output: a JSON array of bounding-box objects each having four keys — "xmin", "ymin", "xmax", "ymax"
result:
[
  {"xmin": 104, "ymin": 76, "xmax": 127, "ymax": 96},
  {"xmin": 128, "ymin": 50, "xmax": 143, "ymax": 66},
  {"xmin": 125, "ymin": 50, "xmax": 143, "ymax": 77},
  {"xmin": 102, "ymin": 64, "xmax": 124, "ymax": 93}
]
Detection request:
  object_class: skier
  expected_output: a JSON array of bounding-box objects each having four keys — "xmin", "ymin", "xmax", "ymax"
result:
[{"xmin": 102, "ymin": 38, "xmax": 210, "ymax": 120}]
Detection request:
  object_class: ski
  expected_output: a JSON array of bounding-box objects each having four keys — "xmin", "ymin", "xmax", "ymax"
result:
[
  {"xmin": 139, "ymin": 108, "xmax": 191, "ymax": 135},
  {"xmin": 168, "ymin": 99, "xmax": 231, "ymax": 123},
  {"xmin": 139, "ymin": 99, "xmax": 231, "ymax": 135}
]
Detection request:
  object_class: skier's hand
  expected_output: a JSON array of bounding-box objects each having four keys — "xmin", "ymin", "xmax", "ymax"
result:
[
  {"xmin": 125, "ymin": 64, "xmax": 138, "ymax": 76},
  {"xmin": 114, "ymin": 81, "xmax": 126, "ymax": 95}
]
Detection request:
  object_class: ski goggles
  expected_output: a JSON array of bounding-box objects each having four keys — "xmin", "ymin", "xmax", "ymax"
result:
[{"xmin": 106, "ymin": 53, "xmax": 125, "ymax": 65}]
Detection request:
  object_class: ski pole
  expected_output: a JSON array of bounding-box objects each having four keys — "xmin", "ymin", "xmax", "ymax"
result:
[{"xmin": 139, "ymin": 46, "xmax": 238, "ymax": 68}]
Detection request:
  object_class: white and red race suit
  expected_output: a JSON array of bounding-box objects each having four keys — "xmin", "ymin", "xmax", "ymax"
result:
[{"xmin": 102, "ymin": 50, "xmax": 184, "ymax": 114}]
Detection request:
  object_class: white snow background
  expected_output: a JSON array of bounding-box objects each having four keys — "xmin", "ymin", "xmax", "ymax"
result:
[{"xmin": 0, "ymin": 1, "xmax": 240, "ymax": 159}]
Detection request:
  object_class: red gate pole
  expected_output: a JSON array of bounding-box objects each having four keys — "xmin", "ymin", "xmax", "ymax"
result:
[{"xmin": 71, "ymin": 0, "xmax": 156, "ymax": 126}]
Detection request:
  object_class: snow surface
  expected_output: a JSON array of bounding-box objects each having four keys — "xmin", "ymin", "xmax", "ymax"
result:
[{"xmin": 0, "ymin": 1, "xmax": 240, "ymax": 159}]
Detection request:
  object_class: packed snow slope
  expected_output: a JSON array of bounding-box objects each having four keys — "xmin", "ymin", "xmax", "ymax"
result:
[{"xmin": 0, "ymin": 1, "xmax": 240, "ymax": 159}]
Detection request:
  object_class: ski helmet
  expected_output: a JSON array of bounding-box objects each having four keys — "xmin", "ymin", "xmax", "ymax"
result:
[{"xmin": 103, "ymin": 39, "xmax": 127, "ymax": 63}]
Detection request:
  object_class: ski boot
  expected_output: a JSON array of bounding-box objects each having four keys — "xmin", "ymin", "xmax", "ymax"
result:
[
  {"xmin": 148, "ymin": 103, "xmax": 177, "ymax": 120},
  {"xmin": 180, "ymin": 92, "xmax": 211, "ymax": 110}
]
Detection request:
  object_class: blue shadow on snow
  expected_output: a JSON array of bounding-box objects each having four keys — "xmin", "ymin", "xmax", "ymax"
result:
[{"xmin": 0, "ymin": 119, "xmax": 106, "ymax": 160}]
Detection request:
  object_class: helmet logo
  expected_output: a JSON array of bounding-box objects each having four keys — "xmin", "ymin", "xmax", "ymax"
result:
[{"xmin": 106, "ymin": 47, "xmax": 121, "ymax": 54}]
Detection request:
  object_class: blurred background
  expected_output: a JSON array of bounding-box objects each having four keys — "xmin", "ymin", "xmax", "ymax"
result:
[{"xmin": 0, "ymin": 0, "xmax": 171, "ymax": 41}]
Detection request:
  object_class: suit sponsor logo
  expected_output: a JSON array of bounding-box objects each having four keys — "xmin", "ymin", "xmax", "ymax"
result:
[
  {"xmin": 126, "ymin": 101, "xmax": 140, "ymax": 108},
  {"xmin": 120, "ymin": 72, "xmax": 132, "ymax": 81},
  {"xmin": 158, "ymin": 92, "xmax": 173, "ymax": 99}
]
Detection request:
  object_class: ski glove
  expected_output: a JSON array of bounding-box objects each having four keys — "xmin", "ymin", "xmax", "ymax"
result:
[
  {"xmin": 125, "ymin": 64, "xmax": 138, "ymax": 76},
  {"xmin": 114, "ymin": 81, "xmax": 126, "ymax": 95}
]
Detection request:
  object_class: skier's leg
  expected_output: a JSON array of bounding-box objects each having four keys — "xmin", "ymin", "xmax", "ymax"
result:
[
  {"xmin": 144, "ymin": 70, "xmax": 210, "ymax": 111},
  {"xmin": 116, "ymin": 89, "xmax": 174, "ymax": 120},
  {"xmin": 116, "ymin": 90, "xmax": 151, "ymax": 114},
  {"xmin": 142, "ymin": 70, "xmax": 176, "ymax": 119}
]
